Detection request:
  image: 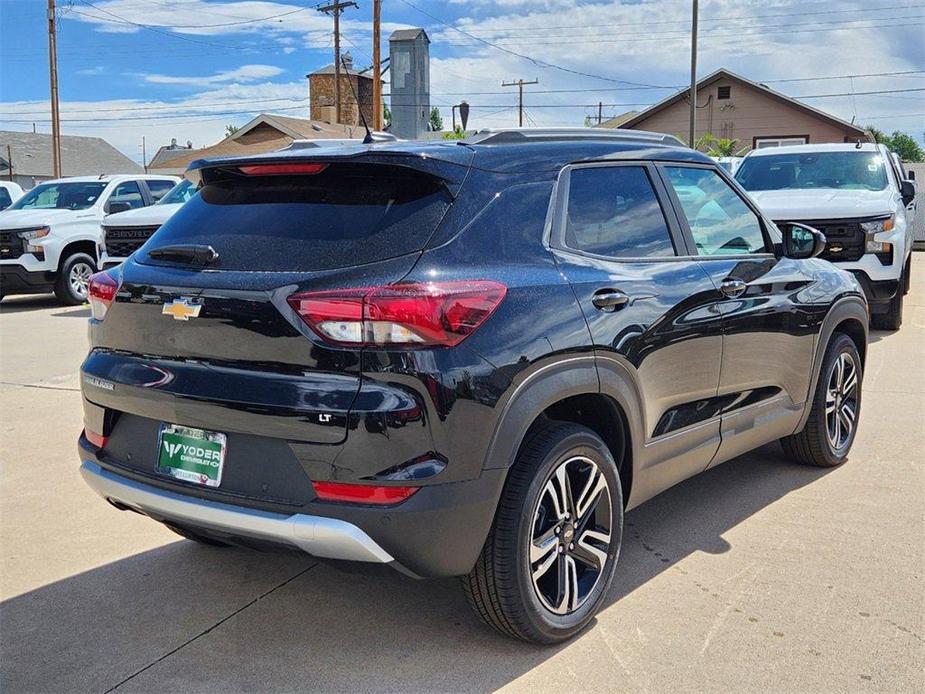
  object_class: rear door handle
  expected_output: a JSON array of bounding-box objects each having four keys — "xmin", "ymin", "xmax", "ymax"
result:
[
  {"xmin": 591, "ymin": 289, "xmax": 630, "ymax": 311},
  {"xmin": 719, "ymin": 278, "xmax": 747, "ymax": 298}
]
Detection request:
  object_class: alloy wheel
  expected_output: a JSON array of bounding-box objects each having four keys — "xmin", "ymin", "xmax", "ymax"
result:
[
  {"xmin": 529, "ymin": 455, "xmax": 613, "ymax": 615},
  {"xmin": 825, "ymin": 352, "xmax": 859, "ymax": 451},
  {"xmin": 69, "ymin": 261, "xmax": 93, "ymax": 300}
]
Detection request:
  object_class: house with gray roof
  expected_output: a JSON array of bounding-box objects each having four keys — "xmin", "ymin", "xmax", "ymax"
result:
[{"xmin": 0, "ymin": 130, "xmax": 142, "ymax": 190}]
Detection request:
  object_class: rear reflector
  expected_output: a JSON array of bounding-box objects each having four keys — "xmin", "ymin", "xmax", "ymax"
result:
[
  {"xmin": 84, "ymin": 428, "xmax": 109, "ymax": 449},
  {"xmin": 238, "ymin": 163, "xmax": 328, "ymax": 176},
  {"xmin": 88, "ymin": 270, "xmax": 120, "ymax": 321},
  {"xmin": 288, "ymin": 280, "xmax": 507, "ymax": 347},
  {"xmin": 312, "ymin": 481, "xmax": 419, "ymax": 505}
]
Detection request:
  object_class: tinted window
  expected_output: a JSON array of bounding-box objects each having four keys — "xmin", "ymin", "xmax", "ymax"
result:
[
  {"xmin": 140, "ymin": 163, "xmax": 452, "ymax": 272},
  {"xmin": 736, "ymin": 151, "xmax": 888, "ymax": 191},
  {"xmin": 145, "ymin": 179, "xmax": 176, "ymax": 201},
  {"xmin": 564, "ymin": 166, "xmax": 675, "ymax": 258},
  {"xmin": 665, "ymin": 166, "xmax": 767, "ymax": 256},
  {"xmin": 10, "ymin": 181, "xmax": 106, "ymax": 210},
  {"xmin": 109, "ymin": 181, "xmax": 144, "ymax": 210},
  {"xmin": 0, "ymin": 188, "xmax": 11, "ymax": 209}
]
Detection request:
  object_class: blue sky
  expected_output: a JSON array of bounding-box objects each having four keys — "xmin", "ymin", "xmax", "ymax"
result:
[{"xmin": 1, "ymin": 0, "xmax": 923, "ymax": 164}]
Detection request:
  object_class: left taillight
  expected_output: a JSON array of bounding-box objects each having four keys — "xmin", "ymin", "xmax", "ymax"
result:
[
  {"xmin": 287, "ymin": 280, "xmax": 507, "ymax": 347},
  {"xmin": 88, "ymin": 270, "xmax": 120, "ymax": 320}
]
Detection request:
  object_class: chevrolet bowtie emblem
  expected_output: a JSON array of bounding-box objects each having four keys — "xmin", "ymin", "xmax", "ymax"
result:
[{"xmin": 162, "ymin": 298, "xmax": 202, "ymax": 321}]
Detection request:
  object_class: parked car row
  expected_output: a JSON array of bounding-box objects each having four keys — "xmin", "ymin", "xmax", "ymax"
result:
[{"xmin": 0, "ymin": 174, "xmax": 180, "ymax": 303}]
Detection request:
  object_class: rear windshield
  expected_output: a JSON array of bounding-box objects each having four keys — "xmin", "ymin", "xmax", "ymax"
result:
[
  {"xmin": 138, "ymin": 163, "xmax": 453, "ymax": 272},
  {"xmin": 736, "ymin": 151, "xmax": 889, "ymax": 192}
]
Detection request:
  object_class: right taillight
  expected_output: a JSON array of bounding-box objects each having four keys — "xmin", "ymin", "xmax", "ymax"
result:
[
  {"xmin": 287, "ymin": 280, "xmax": 507, "ymax": 347},
  {"xmin": 88, "ymin": 270, "xmax": 120, "ymax": 320}
]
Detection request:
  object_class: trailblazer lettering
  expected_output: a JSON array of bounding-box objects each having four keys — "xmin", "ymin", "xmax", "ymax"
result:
[{"xmin": 162, "ymin": 440, "xmax": 222, "ymax": 468}]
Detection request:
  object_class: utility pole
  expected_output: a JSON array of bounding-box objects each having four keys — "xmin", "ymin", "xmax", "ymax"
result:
[
  {"xmin": 372, "ymin": 0, "xmax": 382, "ymax": 130},
  {"xmin": 597, "ymin": 102, "xmax": 603, "ymax": 125},
  {"xmin": 318, "ymin": 1, "xmax": 357, "ymax": 125},
  {"xmin": 502, "ymin": 78, "xmax": 538, "ymax": 127},
  {"xmin": 688, "ymin": 0, "xmax": 699, "ymax": 148},
  {"xmin": 141, "ymin": 136, "xmax": 147, "ymax": 173},
  {"xmin": 6, "ymin": 145, "xmax": 13, "ymax": 182},
  {"xmin": 47, "ymin": 0, "xmax": 62, "ymax": 178}
]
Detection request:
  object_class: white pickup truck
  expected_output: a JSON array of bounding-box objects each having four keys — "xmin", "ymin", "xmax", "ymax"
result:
[
  {"xmin": 736, "ymin": 143, "xmax": 916, "ymax": 330},
  {"xmin": 0, "ymin": 174, "xmax": 178, "ymax": 304}
]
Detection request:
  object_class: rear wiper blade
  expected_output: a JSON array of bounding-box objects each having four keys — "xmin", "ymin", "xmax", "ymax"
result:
[{"xmin": 148, "ymin": 244, "xmax": 219, "ymax": 266}]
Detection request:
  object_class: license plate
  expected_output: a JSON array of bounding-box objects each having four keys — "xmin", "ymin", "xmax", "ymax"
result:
[{"xmin": 156, "ymin": 424, "xmax": 226, "ymax": 488}]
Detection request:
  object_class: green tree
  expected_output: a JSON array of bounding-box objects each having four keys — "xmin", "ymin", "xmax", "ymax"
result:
[
  {"xmin": 693, "ymin": 133, "xmax": 745, "ymax": 156},
  {"xmin": 224, "ymin": 124, "xmax": 239, "ymax": 137},
  {"xmin": 864, "ymin": 125, "xmax": 889, "ymax": 145},
  {"xmin": 887, "ymin": 131, "xmax": 924, "ymax": 163},
  {"xmin": 429, "ymin": 106, "xmax": 443, "ymax": 132}
]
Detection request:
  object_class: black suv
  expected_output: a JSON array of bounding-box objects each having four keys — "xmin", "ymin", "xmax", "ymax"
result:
[{"xmin": 78, "ymin": 129, "xmax": 867, "ymax": 643}]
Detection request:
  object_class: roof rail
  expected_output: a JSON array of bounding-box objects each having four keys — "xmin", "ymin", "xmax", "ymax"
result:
[{"xmin": 462, "ymin": 127, "xmax": 686, "ymax": 148}]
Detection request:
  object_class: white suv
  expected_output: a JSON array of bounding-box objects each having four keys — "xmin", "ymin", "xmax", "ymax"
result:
[
  {"xmin": 0, "ymin": 174, "xmax": 178, "ymax": 304},
  {"xmin": 736, "ymin": 143, "xmax": 916, "ymax": 330}
]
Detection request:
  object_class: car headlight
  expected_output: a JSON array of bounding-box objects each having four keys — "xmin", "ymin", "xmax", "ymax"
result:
[
  {"xmin": 862, "ymin": 215, "xmax": 894, "ymax": 252},
  {"xmin": 18, "ymin": 226, "xmax": 50, "ymax": 253}
]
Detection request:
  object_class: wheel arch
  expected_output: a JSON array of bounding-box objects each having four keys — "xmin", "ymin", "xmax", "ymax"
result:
[
  {"xmin": 58, "ymin": 239, "xmax": 99, "ymax": 270},
  {"xmin": 794, "ymin": 296, "xmax": 869, "ymax": 433}
]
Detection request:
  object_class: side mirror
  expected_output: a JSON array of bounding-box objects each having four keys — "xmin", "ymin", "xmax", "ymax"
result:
[
  {"xmin": 781, "ymin": 222, "xmax": 826, "ymax": 260},
  {"xmin": 900, "ymin": 179, "xmax": 916, "ymax": 206},
  {"xmin": 107, "ymin": 200, "xmax": 132, "ymax": 215},
  {"xmin": 907, "ymin": 170, "xmax": 915, "ymax": 181}
]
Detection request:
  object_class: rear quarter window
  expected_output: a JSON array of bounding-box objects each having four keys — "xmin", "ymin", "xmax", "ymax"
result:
[{"xmin": 138, "ymin": 163, "xmax": 453, "ymax": 272}]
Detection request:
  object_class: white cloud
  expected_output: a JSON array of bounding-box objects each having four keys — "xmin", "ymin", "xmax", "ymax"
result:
[{"xmin": 142, "ymin": 64, "xmax": 285, "ymax": 87}]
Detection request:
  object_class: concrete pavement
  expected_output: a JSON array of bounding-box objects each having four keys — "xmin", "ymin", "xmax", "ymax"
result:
[{"xmin": 1, "ymin": 258, "xmax": 923, "ymax": 693}]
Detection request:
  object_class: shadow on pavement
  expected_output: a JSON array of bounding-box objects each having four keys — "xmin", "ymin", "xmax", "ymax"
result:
[
  {"xmin": 0, "ymin": 294, "xmax": 61, "ymax": 313},
  {"xmin": 0, "ymin": 442, "xmax": 833, "ymax": 692}
]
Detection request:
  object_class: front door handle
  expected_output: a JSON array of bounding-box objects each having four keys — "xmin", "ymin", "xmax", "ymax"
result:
[
  {"xmin": 719, "ymin": 278, "xmax": 747, "ymax": 298},
  {"xmin": 591, "ymin": 289, "xmax": 630, "ymax": 311}
]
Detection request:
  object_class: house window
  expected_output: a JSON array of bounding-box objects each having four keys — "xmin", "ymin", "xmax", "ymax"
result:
[
  {"xmin": 717, "ymin": 85, "xmax": 731, "ymax": 99},
  {"xmin": 754, "ymin": 136, "xmax": 809, "ymax": 149}
]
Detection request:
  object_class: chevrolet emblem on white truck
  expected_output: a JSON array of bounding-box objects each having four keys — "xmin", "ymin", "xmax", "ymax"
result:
[{"xmin": 162, "ymin": 298, "xmax": 202, "ymax": 321}]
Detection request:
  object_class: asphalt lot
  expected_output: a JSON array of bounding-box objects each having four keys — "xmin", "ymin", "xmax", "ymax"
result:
[{"xmin": 1, "ymin": 256, "xmax": 923, "ymax": 693}]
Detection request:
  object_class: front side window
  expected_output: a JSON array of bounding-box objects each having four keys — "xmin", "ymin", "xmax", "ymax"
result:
[
  {"xmin": 564, "ymin": 166, "xmax": 675, "ymax": 258},
  {"xmin": 0, "ymin": 188, "xmax": 11, "ymax": 209},
  {"xmin": 9, "ymin": 181, "xmax": 106, "ymax": 211},
  {"xmin": 664, "ymin": 166, "xmax": 767, "ymax": 256},
  {"xmin": 109, "ymin": 181, "xmax": 145, "ymax": 210},
  {"xmin": 156, "ymin": 179, "xmax": 198, "ymax": 205},
  {"xmin": 736, "ymin": 151, "xmax": 889, "ymax": 192}
]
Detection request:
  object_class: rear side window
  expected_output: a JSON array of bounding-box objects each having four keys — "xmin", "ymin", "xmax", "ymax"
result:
[
  {"xmin": 139, "ymin": 164, "xmax": 453, "ymax": 272},
  {"xmin": 564, "ymin": 166, "xmax": 675, "ymax": 258},
  {"xmin": 109, "ymin": 181, "xmax": 145, "ymax": 210},
  {"xmin": 145, "ymin": 179, "xmax": 176, "ymax": 201}
]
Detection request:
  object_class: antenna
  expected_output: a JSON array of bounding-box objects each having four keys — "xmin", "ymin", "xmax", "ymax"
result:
[{"xmin": 340, "ymin": 56, "xmax": 375, "ymax": 144}]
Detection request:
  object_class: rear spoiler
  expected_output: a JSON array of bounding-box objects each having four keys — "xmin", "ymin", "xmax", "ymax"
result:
[{"xmin": 184, "ymin": 145, "xmax": 474, "ymax": 197}]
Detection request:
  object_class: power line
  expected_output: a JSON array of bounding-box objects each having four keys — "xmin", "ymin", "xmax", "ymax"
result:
[{"xmin": 395, "ymin": 0, "xmax": 675, "ymax": 89}]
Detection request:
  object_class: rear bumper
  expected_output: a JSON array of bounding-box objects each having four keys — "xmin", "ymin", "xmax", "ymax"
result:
[
  {"xmin": 80, "ymin": 459, "xmax": 396, "ymax": 564},
  {"xmin": 78, "ymin": 441, "xmax": 507, "ymax": 578}
]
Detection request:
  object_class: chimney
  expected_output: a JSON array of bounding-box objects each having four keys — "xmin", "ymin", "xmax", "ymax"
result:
[
  {"xmin": 342, "ymin": 51, "xmax": 353, "ymax": 71},
  {"xmin": 186, "ymin": 140, "xmax": 193, "ymax": 149},
  {"xmin": 170, "ymin": 137, "xmax": 177, "ymax": 147}
]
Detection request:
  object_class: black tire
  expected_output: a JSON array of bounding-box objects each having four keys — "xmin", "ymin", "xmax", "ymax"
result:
[
  {"xmin": 780, "ymin": 333, "xmax": 862, "ymax": 467},
  {"xmin": 462, "ymin": 421, "xmax": 623, "ymax": 644},
  {"xmin": 166, "ymin": 523, "xmax": 232, "ymax": 547},
  {"xmin": 871, "ymin": 283, "xmax": 903, "ymax": 331},
  {"xmin": 902, "ymin": 256, "xmax": 911, "ymax": 296},
  {"xmin": 54, "ymin": 252, "xmax": 96, "ymax": 305}
]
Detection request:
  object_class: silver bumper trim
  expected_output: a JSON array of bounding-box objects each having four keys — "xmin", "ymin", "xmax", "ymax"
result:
[{"xmin": 80, "ymin": 461, "xmax": 394, "ymax": 564}]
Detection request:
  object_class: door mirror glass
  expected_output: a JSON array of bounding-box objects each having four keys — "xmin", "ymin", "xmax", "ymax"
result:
[
  {"xmin": 781, "ymin": 223, "xmax": 825, "ymax": 259},
  {"xmin": 900, "ymin": 179, "xmax": 916, "ymax": 206},
  {"xmin": 907, "ymin": 170, "xmax": 915, "ymax": 181}
]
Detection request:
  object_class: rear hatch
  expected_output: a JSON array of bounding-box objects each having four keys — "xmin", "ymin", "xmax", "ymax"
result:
[{"xmin": 82, "ymin": 149, "xmax": 470, "ymax": 503}]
